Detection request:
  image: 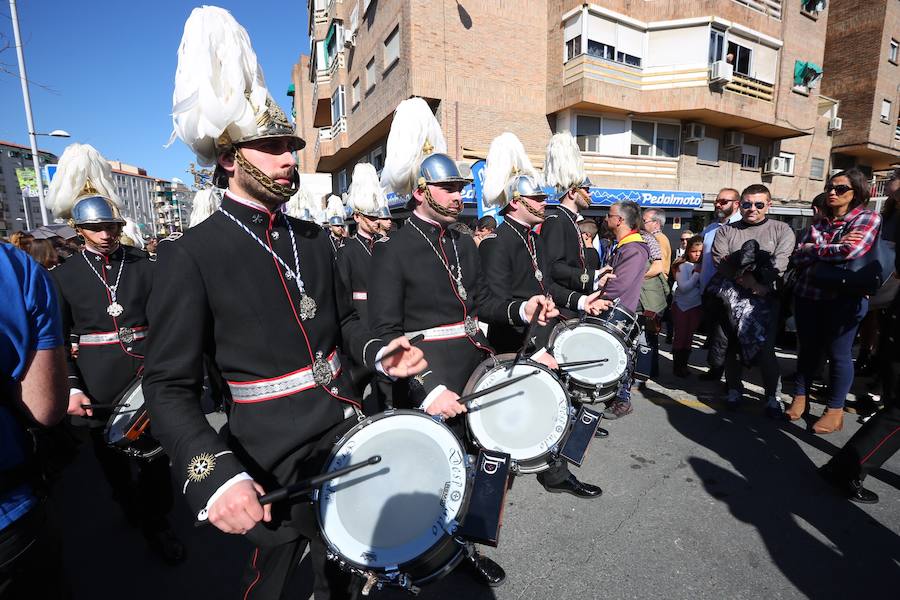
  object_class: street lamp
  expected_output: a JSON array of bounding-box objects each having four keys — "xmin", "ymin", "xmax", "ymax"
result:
[{"xmin": 35, "ymin": 130, "xmax": 70, "ymax": 138}]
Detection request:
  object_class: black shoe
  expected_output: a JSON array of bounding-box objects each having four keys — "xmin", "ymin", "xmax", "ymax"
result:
[
  {"xmin": 541, "ymin": 474, "xmax": 603, "ymax": 499},
  {"xmin": 467, "ymin": 552, "xmax": 506, "ymax": 587},
  {"xmin": 699, "ymin": 368, "xmax": 723, "ymax": 381},
  {"xmin": 818, "ymin": 464, "xmax": 879, "ymax": 504},
  {"xmin": 594, "ymin": 426, "xmax": 609, "ymax": 438},
  {"xmin": 603, "ymin": 401, "xmax": 633, "ymax": 420},
  {"xmin": 145, "ymin": 528, "xmax": 186, "ymax": 565}
]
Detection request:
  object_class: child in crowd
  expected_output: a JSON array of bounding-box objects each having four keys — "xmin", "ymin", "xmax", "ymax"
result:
[{"xmin": 671, "ymin": 235, "xmax": 704, "ymax": 377}]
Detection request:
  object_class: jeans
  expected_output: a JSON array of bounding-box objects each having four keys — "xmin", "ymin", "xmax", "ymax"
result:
[{"xmin": 794, "ymin": 295, "xmax": 869, "ymax": 409}]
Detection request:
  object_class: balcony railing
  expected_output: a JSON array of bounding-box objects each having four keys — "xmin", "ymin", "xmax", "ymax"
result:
[
  {"xmin": 725, "ymin": 73, "xmax": 775, "ymax": 102},
  {"xmin": 319, "ymin": 116, "xmax": 347, "ymax": 141},
  {"xmin": 582, "ymin": 153, "xmax": 679, "ymax": 180},
  {"xmin": 732, "ymin": 0, "xmax": 782, "ymax": 19}
]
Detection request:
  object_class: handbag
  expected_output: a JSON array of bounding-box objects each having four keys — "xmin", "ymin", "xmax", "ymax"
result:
[{"xmin": 810, "ymin": 222, "xmax": 895, "ymax": 296}]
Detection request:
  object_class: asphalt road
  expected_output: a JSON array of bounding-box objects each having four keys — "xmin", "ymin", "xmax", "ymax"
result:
[{"xmin": 54, "ymin": 346, "xmax": 899, "ymax": 599}]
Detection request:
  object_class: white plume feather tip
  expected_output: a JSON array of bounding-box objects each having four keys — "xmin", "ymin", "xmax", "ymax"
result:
[
  {"xmin": 543, "ymin": 132, "xmax": 585, "ymax": 191},
  {"xmin": 483, "ymin": 132, "xmax": 536, "ymax": 209},
  {"xmin": 189, "ymin": 187, "xmax": 223, "ymax": 227},
  {"xmin": 46, "ymin": 143, "xmax": 122, "ymax": 219},
  {"xmin": 347, "ymin": 163, "xmax": 386, "ymax": 215}
]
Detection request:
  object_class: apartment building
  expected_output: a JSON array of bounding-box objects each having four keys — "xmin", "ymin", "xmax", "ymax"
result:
[
  {"xmin": 108, "ymin": 161, "xmax": 156, "ymax": 236},
  {"xmin": 0, "ymin": 140, "xmax": 58, "ymax": 236},
  {"xmin": 153, "ymin": 179, "xmax": 194, "ymax": 237},
  {"xmin": 822, "ymin": 0, "xmax": 900, "ymax": 177},
  {"xmin": 294, "ymin": 0, "xmax": 838, "ymax": 226}
]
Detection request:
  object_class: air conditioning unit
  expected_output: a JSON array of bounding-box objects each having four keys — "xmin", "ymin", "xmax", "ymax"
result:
[
  {"xmin": 724, "ymin": 131, "xmax": 744, "ymax": 149},
  {"xmin": 685, "ymin": 122, "xmax": 706, "ymax": 143},
  {"xmin": 763, "ymin": 156, "xmax": 790, "ymax": 176},
  {"xmin": 828, "ymin": 117, "xmax": 843, "ymax": 132},
  {"xmin": 709, "ymin": 60, "xmax": 734, "ymax": 84},
  {"xmin": 344, "ymin": 33, "xmax": 356, "ymax": 48}
]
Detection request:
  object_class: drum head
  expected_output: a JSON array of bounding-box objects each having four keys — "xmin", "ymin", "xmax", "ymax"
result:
[
  {"xmin": 318, "ymin": 411, "xmax": 467, "ymax": 571},
  {"xmin": 105, "ymin": 380, "xmax": 145, "ymax": 443},
  {"xmin": 552, "ymin": 324, "xmax": 629, "ymax": 386},
  {"xmin": 466, "ymin": 362, "xmax": 569, "ymax": 463}
]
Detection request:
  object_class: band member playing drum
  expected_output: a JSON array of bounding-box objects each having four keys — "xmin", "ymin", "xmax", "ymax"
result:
[
  {"xmin": 46, "ymin": 143, "xmax": 184, "ymax": 564},
  {"xmin": 143, "ymin": 8, "xmax": 424, "ymax": 599},
  {"xmin": 478, "ymin": 132, "xmax": 609, "ymax": 498},
  {"xmin": 370, "ymin": 98, "xmax": 556, "ymax": 587}
]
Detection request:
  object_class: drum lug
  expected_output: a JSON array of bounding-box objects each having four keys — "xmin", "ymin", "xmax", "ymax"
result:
[{"xmin": 361, "ymin": 572, "xmax": 380, "ymax": 596}]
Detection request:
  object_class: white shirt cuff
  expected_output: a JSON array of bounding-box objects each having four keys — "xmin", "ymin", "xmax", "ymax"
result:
[
  {"xmin": 577, "ymin": 295, "xmax": 587, "ymax": 311},
  {"xmin": 420, "ymin": 384, "xmax": 447, "ymax": 412},
  {"xmin": 69, "ymin": 388, "xmax": 83, "ymax": 397},
  {"xmin": 373, "ymin": 346, "xmax": 394, "ymax": 379},
  {"xmin": 197, "ymin": 472, "xmax": 253, "ymax": 521},
  {"xmin": 531, "ymin": 347, "xmax": 547, "ymax": 360},
  {"xmin": 518, "ymin": 302, "xmax": 528, "ymax": 324}
]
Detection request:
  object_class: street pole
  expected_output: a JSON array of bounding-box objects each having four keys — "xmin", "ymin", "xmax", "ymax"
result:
[
  {"xmin": 21, "ymin": 191, "xmax": 31, "ymax": 230},
  {"xmin": 9, "ymin": 0, "xmax": 49, "ymax": 226}
]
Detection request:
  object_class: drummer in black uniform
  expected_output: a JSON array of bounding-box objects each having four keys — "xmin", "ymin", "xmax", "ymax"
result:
[
  {"xmin": 325, "ymin": 195, "xmax": 347, "ymax": 254},
  {"xmin": 478, "ymin": 132, "xmax": 610, "ymax": 498},
  {"xmin": 45, "ymin": 143, "xmax": 184, "ymax": 564},
  {"xmin": 370, "ymin": 97, "xmax": 557, "ymax": 588},
  {"xmin": 335, "ymin": 162, "xmax": 393, "ymax": 414},
  {"xmin": 143, "ymin": 8, "xmax": 425, "ymax": 599}
]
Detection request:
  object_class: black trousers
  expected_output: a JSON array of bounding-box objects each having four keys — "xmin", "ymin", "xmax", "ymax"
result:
[
  {"xmin": 239, "ymin": 533, "xmax": 358, "ymax": 600},
  {"xmin": 87, "ymin": 428, "xmax": 174, "ymax": 533},
  {"xmin": 0, "ymin": 502, "xmax": 69, "ymax": 600}
]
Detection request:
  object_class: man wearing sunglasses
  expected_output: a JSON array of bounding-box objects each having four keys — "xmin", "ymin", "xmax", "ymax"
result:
[{"xmin": 711, "ymin": 184, "xmax": 795, "ymax": 416}]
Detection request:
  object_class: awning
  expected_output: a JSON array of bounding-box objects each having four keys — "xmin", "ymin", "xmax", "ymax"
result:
[{"xmin": 794, "ymin": 61, "xmax": 823, "ymax": 87}]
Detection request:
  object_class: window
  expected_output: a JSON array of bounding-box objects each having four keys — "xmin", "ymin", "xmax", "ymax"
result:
[
  {"xmin": 629, "ymin": 120, "xmax": 679, "ymax": 158},
  {"xmin": 384, "ymin": 26, "xmax": 400, "ymax": 70},
  {"xmin": 881, "ymin": 99, "xmax": 892, "ymax": 123},
  {"xmin": 566, "ymin": 35, "xmax": 582, "ymax": 61},
  {"xmin": 337, "ymin": 169, "xmax": 348, "ymax": 193},
  {"xmin": 778, "ymin": 152, "xmax": 795, "ymax": 175},
  {"xmin": 630, "ymin": 121, "xmax": 654, "ymax": 156},
  {"xmin": 709, "ymin": 28, "xmax": 726, "ymax": 63},
  {"xmin": 366, "ymin": 58, "xmax": 376, "ymax": 91},
  {"xmin": 891, "ymin": 39, "xmax": 899, "ymax": 64},
  {"xmin": 370, "ymin": 146, "xmax": 385, "ymax": 172},
  {"xmin": 331, "ymin": 86, "xmax": 345, "ymax": 125},
  {"xmin": 352, "ymin": 79, "xmax": 360, "ymax": 108},
  {"xmin": 324, "ymin": 23, "xmax": 338, "ymax": 68},
  {"xmin": 741, "ymin": 144, "xmax": 759, "ymax": 169},
  {"xmin": 810, "ymin": 157, "xmax": 825, "ymax": 179},
  {"xmin": 655, "ymin": 124, "xmax": 680, "ymax": 158},
  {"xmin": 726, "ymin": 41, "xmax": 752, "ymax": 76},
  {"xmin": 587, "ymin": 40, "xmax": 615, "ymax": 61}
]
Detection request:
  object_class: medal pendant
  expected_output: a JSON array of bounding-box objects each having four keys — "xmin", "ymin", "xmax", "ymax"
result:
[
  {"xmin": 535, "ymin": 269, "xmax": 543, "ymax": 282},
  {"xmin": 464, "ymin": 317, "xmax": 479, "ymax": 338},
  {"xmin": 107, "ymin": 302, "xmax": 124, "ymax": 317},
  {"xmin": 271, "ymin": 231, "xmax": 280, "ymax": 240},
  {"xmin": 299, "ymin": 294, "xmax": 317, "ymax": 321},
  {"xmin": 312, "ymin": 351, "xmax": 333, "ymax": 386},
  {"xmin": 580, "ymin": 273, "xmax": 590, "ymax": 284},
  {"xmin": 458, "ymin": 284, "xmax": 468, "ymax": 300}
]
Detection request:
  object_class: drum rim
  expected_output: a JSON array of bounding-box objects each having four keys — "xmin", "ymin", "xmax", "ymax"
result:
[
  {"xmin": 102, "ymin": 377, "xmax": 163, "ymax": 459},
  {"xmin": 316, "ymin": 410, "xmax": 471, "ymax": 574},
  {"xmin": 463, "ymin": 355, "xmax": 570, "ymax": 467},
  {"xmin": 550, "ymin": 323, "xmax": 630, "ymax": 386}
]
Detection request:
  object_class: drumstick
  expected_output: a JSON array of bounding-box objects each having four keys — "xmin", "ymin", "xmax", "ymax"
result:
[
  {"xmin": 457, "ymin": 369, "xmax": 540, "ymax": 405},
  {"xmin": 376, "ymin": 333, "xmax": 425, "ymax": 365},
  {"xmin": 511, "ymin": 299, "xmax": 546, "ymax": 370},
  {"xmin": 194, "ymin": 455, "xmax": 382, "ymax": 528},
  {"xmin": 556, "ymin": 358, "xmax": 610, "ymax": 368},
  {"xmin": 80, "ymin": 403, "xmax": 116, "ymax": 409}
]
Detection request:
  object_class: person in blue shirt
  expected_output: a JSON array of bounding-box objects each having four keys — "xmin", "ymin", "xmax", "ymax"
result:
[{"xmin": 0, "ymin": 242, "xmax": 68, "ymax": 599}]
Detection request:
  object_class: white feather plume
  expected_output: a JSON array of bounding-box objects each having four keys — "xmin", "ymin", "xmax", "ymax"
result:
[
  {"xmin": 347, "ymin": 163, "xmax": 386, "ymax": 215},
  {"xmin": 284, "ymin": 186, "xmax": 314, "ymax": 221},
  {"xmin": 46, "ymin": 143, "xmax": 121, "ymax": 219},
  {"xmin": 122, "ymin": 219, "xmax": 145, "ymax": 250},
  {"xmin": 380, "ymin": 98, "xmax": 447, "ymax": 195},
  {"xmin": 543, "ymin": 132, "xmax": 585, "ymax": 191},
  {"xmin": 189, "ymin": 187, "xmax": 223, "ymax": 227},
  {"xmin": 483, "ymin": 132, "xmax": 537, "ymax": 209},
  {"xmin": 171, "ymin": 6, "xmax": 269, "ymax": 165},
  {"xmin": 326, "ymin": 194, "xmax": 345, "ymax": 221}
]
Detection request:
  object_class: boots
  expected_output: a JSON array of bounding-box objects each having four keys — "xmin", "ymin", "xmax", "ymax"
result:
[
  {"xmin": 673, "ymin": 350, "xmax": 690, "ymax": 378},
  {"xmin": 784, "ymin": 395, "xmax": 807, "ymax": 421},
  {"xmin": 813, "ymin": 407, "xmax": 844, "ymax": 434}
]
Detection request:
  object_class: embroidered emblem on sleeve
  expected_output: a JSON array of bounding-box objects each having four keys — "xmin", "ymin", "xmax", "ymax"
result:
[{"xmin": 188, "ymin": 453, "xmax": 216, "ymax": 483}]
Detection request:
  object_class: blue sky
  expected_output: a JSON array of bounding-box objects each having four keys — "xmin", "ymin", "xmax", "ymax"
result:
[{"xmin": 0, "ymin": 1, "xmax": 309, "ymax": 183}]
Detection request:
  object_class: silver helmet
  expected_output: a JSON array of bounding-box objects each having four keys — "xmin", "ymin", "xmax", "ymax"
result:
[
  {"xmin": 418, "ymin": 152, "xmax": 469, "ymax": 189},
  {"xmin": 506, "ymin": 173, "xmax": 547, "ymax": 201},
  {"xmin": 71, "ymin": 194, "xmax": 126, "ymax": 226}
]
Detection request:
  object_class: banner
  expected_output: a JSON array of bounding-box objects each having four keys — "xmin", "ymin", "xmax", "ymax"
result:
[
  {"xmin": 546, "ymin": 187, "xmax": 703, "ymax": 209},
  {"xmin": 15, "ymin": 168, "xmax": 38, "ymax": 197}
]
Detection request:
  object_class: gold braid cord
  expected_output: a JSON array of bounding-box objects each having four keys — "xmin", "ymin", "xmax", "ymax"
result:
[
  {"xmin": 520, "ymin": 197, "xmax": 546, "ymax": 220},
  {"xmin": 234, "ymin": 150, "xmax": 296, "ymax": 202},
  {"xmin": 423, "ymin": 185, "xmax": 461, "ymax": 219}
]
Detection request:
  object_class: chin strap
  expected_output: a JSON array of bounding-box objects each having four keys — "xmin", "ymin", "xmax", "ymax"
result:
[
  {"xmin": 520, "ymin": 197, "xmax": 545, "ymax": 220},
  {"xmin": 234, "ymin": 149, "xmax": 297, "ymax": 202},
  {"xmin": 423, "ymin": 185, "xmax": 461, "ymax": 219}
]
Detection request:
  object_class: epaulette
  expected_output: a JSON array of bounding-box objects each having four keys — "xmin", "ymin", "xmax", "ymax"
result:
[{"xmin": 160, "ymin": 232, "xmax": 183, "ymax": 243}]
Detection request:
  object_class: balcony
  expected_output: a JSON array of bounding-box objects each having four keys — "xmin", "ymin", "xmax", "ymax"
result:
[
  {"xmin": 731, "ymin": 0, "xmax": 782, "ymax": 19},
  {"xmin": 725, "ymin": 73, "xmax": 774, "ymax": 103},
  {"xmin": 315, "ymin": 117, "xmax": 348, "ymax": 162},
  {"xmin": 583, "ymin": 153, "xmax": 679, "ymax": 180},
  {"xmin": 312, "ymin": 53, "xmax": 345, "ymax": 128}
]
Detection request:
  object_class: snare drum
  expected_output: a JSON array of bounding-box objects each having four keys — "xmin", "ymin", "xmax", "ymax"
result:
[
  {"xmin": 316, "ymin": 410, "xmax": 471, "ymax": 590},
  {"xmin": 462, "ymin": 355, "xmax": 572, "ymax": 474},
  {"xmin": 104, "ymin": 378, "xmax": 163, "ymax": 459},
  {"xmin": 549, "ymin": 312, "xmax": 636, "ymax": 403}
]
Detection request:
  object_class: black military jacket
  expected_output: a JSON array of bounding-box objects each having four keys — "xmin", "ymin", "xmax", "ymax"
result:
[
  {"xmin": 368, "ymin": 213, "xmax": 525, "ymax": 405},
  {"xmin": 334, "ymin": 233, "xmax": 376, "ymax": 327},
  {"xmin": 479, "ymin": 216, "xmax": 584, "ymax": 353},
  {"xmin": 540, "ymin": 204, "xmax": 593, "ymax": 294},
  {"xmin": 51, "ymin": 245, "xmax": 151, "ymax": 409},
  {"xmin": 143, "ymin": 193, "xmax": 384, "ymax": 545}
]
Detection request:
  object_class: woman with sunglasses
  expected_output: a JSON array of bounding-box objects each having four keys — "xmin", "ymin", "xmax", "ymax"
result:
[{"xmin": 787, "ymin": 168, "xmax": 883, "ymax": 433}]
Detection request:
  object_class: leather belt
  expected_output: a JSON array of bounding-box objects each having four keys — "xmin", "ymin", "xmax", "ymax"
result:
[
  {"xmin": 227, "ymin": 350, "xmax": 341, "ymax": 403},
  {"xmin": 405, "ymin": 317, "xmax": 480, "ymax": 341},
  {"xmin": 79, "ymin": 326, "xmax": 148, "ymax": 346}
]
